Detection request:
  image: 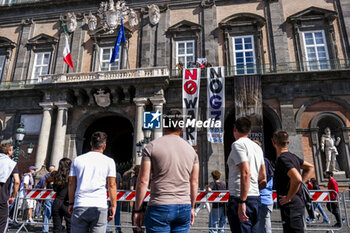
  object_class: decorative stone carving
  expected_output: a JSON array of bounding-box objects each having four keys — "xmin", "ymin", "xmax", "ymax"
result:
[
  {"xmin": 129, "ymin": 9, "xmax": 138, "ymax": 28},
  {"xmin": 94, "ymin": 89, "xmax": 111, "ymax": 107},
  {"xmin": 87, "ymin": 12, "xmax": 97, "ymax": 32},
  {"xmin": 66, "ymin": 12, "xmax": 78, "ymax": 33},
  {"xmin": 148, "ymin": 4, "xmax": 160, "ymax": 26},
  {"xmin": 320, "ymin": 127, "xmax": 341, "ymax": 172}
]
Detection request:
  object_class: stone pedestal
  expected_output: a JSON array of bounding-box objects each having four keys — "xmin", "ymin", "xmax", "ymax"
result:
[
  {"xmin": 50, "ymin": 101, "xmax": 72, "ymax": 167},
  {"xmin": 35, "ymin": 102, "xmax": 54, "ymax": 169}
]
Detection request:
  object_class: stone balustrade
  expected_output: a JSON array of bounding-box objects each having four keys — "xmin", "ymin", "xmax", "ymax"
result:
[{"xmin": 38, "ymin": 67, "xmax": 170, "ymax": 84}]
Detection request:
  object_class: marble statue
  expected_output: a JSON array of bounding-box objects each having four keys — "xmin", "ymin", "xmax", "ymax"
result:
[
  {"xmin": 148, "ymin": 4, "xmax": 160, "ymax": 25},
  {"xmin": 320, "ymin": 127, "xmax": 341, "ymax": 172},
  {"xmin": 66, "ymin": 12, "xmax": 77, "ymax": 33},
  {"xmin": 129, "ymin": 9, "xmax": 138, "ymax": 27},
  {"xmin": 87, "ymin": 12, "xmax": 97, "ymax": 32}
]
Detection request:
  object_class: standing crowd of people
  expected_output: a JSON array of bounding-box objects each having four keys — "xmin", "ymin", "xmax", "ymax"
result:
[{"xmin": 0, "ymin": 115, "xmax": 345, "ymax": 233}]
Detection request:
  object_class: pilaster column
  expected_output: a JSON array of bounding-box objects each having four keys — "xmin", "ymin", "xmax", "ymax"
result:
[
  {"xmin": 134, "ymin": 97, "xmax": 148, "ymax": 165},
  {"xmin": 149, "ymin": 96, "xmax": 166, "ymax": 139},
  {"xmin": 35, "ymin": 102, "xmax": 54, "ymax": 168},
  {"xmin": 50, "ymin": 101, "xmax": 72, "ymax": 167}
]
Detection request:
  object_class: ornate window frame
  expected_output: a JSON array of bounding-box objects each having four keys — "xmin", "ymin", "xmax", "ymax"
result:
[
  {"xmin": 167, "ymin": 20, "xmax": 201, "ymax": 70},
  {"xmin": 91, "ymin": 27, "xmax": 132, "ymax": 72},
  {"xmin": 0, "ymin": 37, "xmax": 16, "ymax": 82},
  {"xmin": 26, "ymin": 33, "xmax": 57, "ymax": 83},
  {"xmin": 219, "ymin": 13, "xmax": 266, "ymax": 75},
  {"xmin": 287, "ymin": 7, "xmax": 337, "ymax": 71}
]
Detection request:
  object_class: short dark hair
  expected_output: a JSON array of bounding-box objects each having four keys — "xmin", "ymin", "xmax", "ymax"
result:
[
  {"xmin": 0, "ymin": 143, "xmax": 12, "ymax": 155},
  {"xmin": 211, "ymin": 170, "xmax": 221, "ymax": 180},
  {"xmin": 91, "ymin": 132, "xmax": 107, "ymax": 150},
  {"xmin": 326, "ymin": 171, "xmax": 333, "ymax": 177},
  {"xmin": 272, "ymin": 130, "xmax": 289, "ymax": 148},
  {"xmin": 164, "ymin": 110, "xmax": 182, "ymax": 132},
  {"xmin": 235, "ymin": 117, "xmax": 251, "ymax": 134}
]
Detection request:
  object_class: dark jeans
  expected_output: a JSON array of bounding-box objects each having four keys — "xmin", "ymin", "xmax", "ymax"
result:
[
  {"xmin": 0, "ymin": 202, "xmax": 9, "ymax": 233},
  {"xmin": 52, "ymin": 199, "xmax": 71, "ymax": 233},
  {"xmin": 280, "ymin": 206, "xmax": 304, "ymax": 233},
  {"xmin": 327, "ymin": 202, "xmax": 341, "ymax": 224},
  {"xmin": 145, "ymin": 204, "xmax": 191, "ymax": 233},
  {"xmin": 227, "ymin": 196, "xmax": 261, "ymax": 233}
]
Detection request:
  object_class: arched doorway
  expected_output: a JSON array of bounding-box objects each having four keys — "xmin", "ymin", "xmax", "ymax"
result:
[{"xmin": 82, "ymin": 115, "xmax": 133, "ymax": 174}]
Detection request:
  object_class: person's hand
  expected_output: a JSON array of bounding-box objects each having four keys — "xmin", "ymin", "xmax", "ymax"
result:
[
  {"xmin": 8, "ymin": 197, "xmax": 15, "ymax": 205},
  {"xmin": 279, "ymin": 195, "xmax": 291, "ymax": 206},
  {"xmin": 108, "ymin": 206, "xmax": 116, "ymax": 221},
  {"xmin": 190, "ymin": 208, "xmax": 195, "ymax": 226},
  {"xmin": 68, "ymin": 205, "xmax": 73, "ymax": 215},
  {"xmin": 238, "ymin": 203, "xmax": 249, "ymax": 221},
  {"xmin": 134, "ymin": 212, "xmax": 144, "ymax": 231}
]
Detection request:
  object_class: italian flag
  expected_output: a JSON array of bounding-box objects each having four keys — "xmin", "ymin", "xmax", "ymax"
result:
[{"xmin": 63, "ymin": 34, "xmax": 74, "ymax": 69}]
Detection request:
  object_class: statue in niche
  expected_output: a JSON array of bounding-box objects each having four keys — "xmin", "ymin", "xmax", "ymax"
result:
[
  {"xmin": 148, "ymin": 4, "xmax": 160, "ymax": 25},
  {"xmin": 66, "ymin": 12, "xmax": 77, "ymax": 33},
  {"xmin": 320, "ymin": 127, "xmax": 341, "ymax": 172},
  {"xmin": 129, "ymin": 9, "xmax": 138, "ymax": 27}
]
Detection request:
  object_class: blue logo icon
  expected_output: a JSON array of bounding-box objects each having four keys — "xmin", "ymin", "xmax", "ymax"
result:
[{"xmin": 143, "ymin": 111, "xmax": 161, "ymax": 129}]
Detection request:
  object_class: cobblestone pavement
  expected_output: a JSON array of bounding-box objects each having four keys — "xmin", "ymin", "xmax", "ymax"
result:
[{"xmin": 7, "ymin": 203, "xmax": 350, "ymax": 233}]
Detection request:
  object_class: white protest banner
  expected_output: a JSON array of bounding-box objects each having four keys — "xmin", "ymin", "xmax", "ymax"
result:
[
  {"xmin": 182, "ymin": 68, "xmax": 200, "ymax": 146},
  {"xmin": 207, "ymin": 67, "xmax": 225, "ymax": 143}
]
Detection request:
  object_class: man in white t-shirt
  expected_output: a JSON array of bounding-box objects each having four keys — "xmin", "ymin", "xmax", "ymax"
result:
[
  {"xmin": 68, "ymin": 131, "xmax": 117, "ymax": 233},
  {"xmin": 227, "ymin": 117, "xmax": 266, "ymax": 233}
]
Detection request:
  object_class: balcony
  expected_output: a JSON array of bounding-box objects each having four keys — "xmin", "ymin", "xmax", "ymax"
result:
[{"xmin": 170, "ymin": 59, "xmax": 350, "ymax": 78}]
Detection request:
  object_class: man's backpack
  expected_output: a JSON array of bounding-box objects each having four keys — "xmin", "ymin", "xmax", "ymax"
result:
[{"xmin": 301, "ymin": 182, "xmax": 316, "ymax": 219}]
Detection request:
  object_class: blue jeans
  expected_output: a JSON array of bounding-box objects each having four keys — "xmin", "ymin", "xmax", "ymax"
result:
[
  {"xmin": 209, "ymin": 206, "xmax": 226, "ymax": 233},
  {"xmin": 306, "ymin": 203, "xmax": 330, "ymax": 223},
  {"xmin": 227, "ymin": 196, "xmax": 261, "ymax": 233},
  {"xmin": 258, "ymin": 204, "xmax": 273, "ymax": 233},
  {"xmin": 42, "ymin": 200, "xmax": 53, "ymax": 232},
  {"xmin": 145, "ymin": 204, "xmax": 191, "ymax": 233},
  {"xmin": 114, "ymin": 202, "xmax": 121, "ymax": 232}
]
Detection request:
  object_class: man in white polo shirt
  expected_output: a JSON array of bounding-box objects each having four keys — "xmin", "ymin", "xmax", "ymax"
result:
[
  {"xmin": 68, "ymin": 131, "xmax": 117, "ymax": 233},
  {"xmin": 227, "ymin": 117, "xmax": 266, "ymax": 233}
]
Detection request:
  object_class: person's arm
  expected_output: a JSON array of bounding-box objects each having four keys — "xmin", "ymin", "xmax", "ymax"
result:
[
  {"xmin": 134, "ymin": 160, "xmax": 151, "ymax": 231},
  {"xmin": 238, "ymin": 161, "xmax": 250, "ymax": 221},
  {"xmin": 107, "ymin": 177, "xmax": 117, "ymax": 221},
  {"xmin": 9, "ymin": 173, "xmax": 20, "ymax": 205},
  {"xmin": 300, "ymin": 161, "xmax": 314, "ymax": 183},
  {"xmin": 190, "ymin": 163, "xmax": 199, "ymax": 226},
  {"xmin": 68, "ymin": 176, "xmax": 77, "ymax": 214},
  {"xmin": 279, "ymin": 168, "xmax": 302, "ymax": 205},
  {"xmin": 258, "ymin": 164, "xmax": 267, "ymax": 190}
]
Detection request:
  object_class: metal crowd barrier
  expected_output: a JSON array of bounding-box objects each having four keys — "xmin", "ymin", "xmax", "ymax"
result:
[
  {"xmin": 10, "ymin": 189, "xmax": 345, "ymax": 232},
  {"xmin": 342, "ymin": 189, "xmax": 350, "ymax": 229}
]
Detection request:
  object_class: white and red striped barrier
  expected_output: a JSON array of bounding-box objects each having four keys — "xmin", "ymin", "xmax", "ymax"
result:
[{"xmin": 24, "ymin": 189, "xmax": 335, "ymax": 203}]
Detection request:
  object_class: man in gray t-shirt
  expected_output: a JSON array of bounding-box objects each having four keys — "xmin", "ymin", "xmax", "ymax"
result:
[
  {"xmin": 134, "ymin": 111, "xmax": 199, "ymax": 233},
  {"xmin": 227, "ymin": 117, "xmax": 266, "ymax": 233}
]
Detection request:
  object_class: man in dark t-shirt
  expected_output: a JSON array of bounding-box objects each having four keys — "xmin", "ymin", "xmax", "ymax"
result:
[
  {"xmin": 272, "ymin": 130, "xmax": 313, "ymax": 233},
  {"xmin": 0, "ymin": 142, "xmax": 20, "ymax": 233}
]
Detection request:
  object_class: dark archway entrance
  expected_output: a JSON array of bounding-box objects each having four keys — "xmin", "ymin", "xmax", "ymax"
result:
[
  {"xmin": 263, "ymin": 115, "xmax": 276, "ymax": 163},
  {"xmin": 82, "ymin": 115, "xmax": 133, "ymax": 173}
]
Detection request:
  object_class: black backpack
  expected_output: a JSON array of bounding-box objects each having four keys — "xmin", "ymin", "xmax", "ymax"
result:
[{"xmin": 301, "ymin": 182, "xmax": 316, "ymax": 219}]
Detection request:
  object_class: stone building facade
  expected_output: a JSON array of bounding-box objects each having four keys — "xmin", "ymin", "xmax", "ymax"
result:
[{"xmin": 0, "ymin": 0, "xmax": 350, "ymax": 187}]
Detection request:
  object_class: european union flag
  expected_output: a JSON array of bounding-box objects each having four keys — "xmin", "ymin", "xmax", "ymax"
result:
[{"xmin": 110, "ymin": 18, "xmax": 126, "ymax": 64}]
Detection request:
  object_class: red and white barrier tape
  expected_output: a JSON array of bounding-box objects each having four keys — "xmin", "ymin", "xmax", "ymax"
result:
[{"xmin": 24, "ymin": 189, "xmax": 333, "ymax": 202}]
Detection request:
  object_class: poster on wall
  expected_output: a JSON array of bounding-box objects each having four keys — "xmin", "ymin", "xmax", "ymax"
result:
[
  {"xmin": 234, "ymin": 75, "xmax": 264, "ymax": 145},
  {"xmin": 182, "ymin": 68, "xmax": 200, "ymax": 146},
  {"xmin": 207, "ymin": 67, "xmax": 225, "ymax": 143}
]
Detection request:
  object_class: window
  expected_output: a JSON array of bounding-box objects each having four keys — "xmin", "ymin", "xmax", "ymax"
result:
[
  {"xmin": 232, "ymin": 35, "xmax": 256, "ymax": 75},
  {"xmin": 100, "ymin": 47, "xmax": 121, "ymax": 71},
  {"xmin": 31, "ymin": 52, "xmax": 51, "ymax": 83},
  {"xmin": 0, "ymin": 55, "xmax": 5, "ymax": 80},
  {"xmin": 302, "ymin": 31, "xmax": 330, "ymax": 70},
  {"xmin": 176, "ymin": 40, "xmax": 195, "ymax": 68},
  {"xmin": 2, "ymin": 0, "xmax": 16, "ymax": 5}
]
